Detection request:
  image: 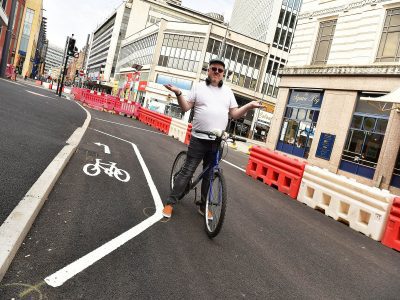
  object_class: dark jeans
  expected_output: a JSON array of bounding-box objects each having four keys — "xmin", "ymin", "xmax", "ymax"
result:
[{"xmin": 166, "ymin": 136, "xmax": 220, "ymax": 206}]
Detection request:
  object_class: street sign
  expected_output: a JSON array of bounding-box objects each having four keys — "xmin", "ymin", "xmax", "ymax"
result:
[{"xmin": 79, "ymin": 70, "xmax": 84, "ymax": 76}]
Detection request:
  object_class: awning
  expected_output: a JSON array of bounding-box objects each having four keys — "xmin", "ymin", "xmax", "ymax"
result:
[{"xmin": 360, "ymin": 86, "xmax": 400, "ymax": 112}]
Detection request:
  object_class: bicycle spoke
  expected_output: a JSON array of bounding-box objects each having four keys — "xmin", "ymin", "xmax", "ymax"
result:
[{"xmin": 205, "ymin": 173, "xmax": 226, "ymax": 238}]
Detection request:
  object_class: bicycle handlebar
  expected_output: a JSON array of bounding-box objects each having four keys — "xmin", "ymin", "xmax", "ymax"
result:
[{"xmin": 233, "ymin": 136, "xmax": 247, "ymax": 143}]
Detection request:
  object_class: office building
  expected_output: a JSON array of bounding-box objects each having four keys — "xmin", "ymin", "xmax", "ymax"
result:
[
  {"xmin": 115, "ymin": 0, "xmax": 272, "ymax": 140},
  {"xmin": 230, "ymin": 0, "xmax": 303, "ymax": 102},
  {"xmin": 44, "ymin": 43, "xmax": 63, "ymax": 75},
  {"xmin": 86, "ymin": 0, "xmax": 132, "ymax": 86}
]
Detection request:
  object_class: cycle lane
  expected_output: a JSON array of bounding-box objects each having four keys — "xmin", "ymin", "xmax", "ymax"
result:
[{"xmin": 0, "ymin": 124, "xmax": 164, "ymax": 298}]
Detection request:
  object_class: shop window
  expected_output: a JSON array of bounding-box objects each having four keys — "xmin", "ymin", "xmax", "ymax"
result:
[
  {"xmin": 376, "ymin": 7, "xmax": 400, "ymax": 62},
  {"xmin": 339, "ymin": 97, "xmax": 390, "ymax": 179},
  {"xmin": 391, "ymin": 149, "xmax": 400, "ymax": 188},
  {"xmin": 311, "ymin": 19, "xmax": 337, "ymax": 65},
  {"xmin": 277, "ymin": 90, "xmax": 323, "ymax": 158}
]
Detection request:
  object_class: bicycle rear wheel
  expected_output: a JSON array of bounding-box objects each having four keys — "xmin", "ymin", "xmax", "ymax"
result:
[
  {"xmin": 205, "ymin": 171, "xmax": 227, "ymax": 238},
  {"xmin": 170, "ymin": 151, "xmax": 187, "ymax": 199}
]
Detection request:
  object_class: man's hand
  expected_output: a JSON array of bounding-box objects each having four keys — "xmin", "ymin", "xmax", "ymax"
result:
[
  {"xmin": 250, "ymin": 101, "xmax": 263, "ymax": 109},
  {"xmin": 164, "ymin": 84, "xmax": 181, "ymax": 95}
]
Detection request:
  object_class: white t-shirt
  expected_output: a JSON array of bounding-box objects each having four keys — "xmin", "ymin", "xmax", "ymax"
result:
[{"xmin": 187, "ymin": 81, "xmax": 238, "ymax": 140}]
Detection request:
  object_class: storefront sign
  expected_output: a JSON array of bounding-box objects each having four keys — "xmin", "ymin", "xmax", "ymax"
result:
[
  {"xmin": 316, "ymin": 133, "xmax": 336, "ymax": 160},
  {"xmin": 156, "ymin": 74, "xmax": 192, "ymax": 91},
  {"xmin": 288, "ymin": 90, "xmax": 323, "ymax": 109},
  {"xmin": 138, "ymin": 81, "xmax": 147, "ymax": 91}
]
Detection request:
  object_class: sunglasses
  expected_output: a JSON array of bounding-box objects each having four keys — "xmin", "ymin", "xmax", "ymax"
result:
[{"xmin": 209, "ymin": 67, "xmax": 224, "ymax": 74}]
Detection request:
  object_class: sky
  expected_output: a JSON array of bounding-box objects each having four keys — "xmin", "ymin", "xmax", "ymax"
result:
[{"xmin": 44, "ymin": 0, "xmax": 235, "ymax": 50}]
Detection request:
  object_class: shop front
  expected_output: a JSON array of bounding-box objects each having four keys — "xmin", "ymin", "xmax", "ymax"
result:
[{"xmin": 276, "ymin": 90, "xmax": 323, "ymax": 158}]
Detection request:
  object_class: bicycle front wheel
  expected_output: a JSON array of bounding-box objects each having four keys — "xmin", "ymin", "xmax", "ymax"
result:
[
  {"xmin": 205, "ymin": 171, "xmax": 227, "ymax": 238},
  {"xmin": 170, "ymin": 151, "xmax": 187, "ymax": 195}
]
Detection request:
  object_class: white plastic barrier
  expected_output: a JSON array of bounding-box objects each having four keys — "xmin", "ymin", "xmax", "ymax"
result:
[
  {"xmin": 168, "ymin": 118, "xmax": 189, "ymax": 143},
  {"xmin": 297, "ymin": 165, "xmax": 394, "ymax": 241},
  {"xmin": 42, "ymin": 82, "xmax": 51, "ymax": 89},
  {"xmin": 64, "ymin": 87, "xmax": 71, "ymax": 94}
]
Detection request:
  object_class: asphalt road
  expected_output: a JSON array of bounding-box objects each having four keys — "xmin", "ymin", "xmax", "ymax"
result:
[
  {"xmin": 0, "ymin": 79, "xmax": 86, "ymax": 224},
  {"xmin": 1, "ymin": 100, "xmax": 399, "ymax": 299}
]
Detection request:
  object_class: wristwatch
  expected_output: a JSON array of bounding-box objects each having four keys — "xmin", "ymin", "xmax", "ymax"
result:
[{"xmin": 175, "ymin": 91, "xmax": 182, "ymax": 97}]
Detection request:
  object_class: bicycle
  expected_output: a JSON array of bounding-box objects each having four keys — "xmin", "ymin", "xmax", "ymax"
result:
[{"xmin": 169, "ymin": 129, "xmax": 246, "ymax": 238}]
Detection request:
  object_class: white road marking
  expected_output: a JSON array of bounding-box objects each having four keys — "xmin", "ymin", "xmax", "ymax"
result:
[
  {"xmin": 94, "ymin": 117, "xmax": 164, "ymax": 135},
  {"xmin": 26, "ymin": 90, "xmax": 51, "ymax": 98},
  {"xmin": 222, "ymin": 159, "xmax": 246, "ymax": 172},
  {"xmin": 44, "ymin": 129, "xmax": 163, "ymax": 287},
  {"xmin": 94, "ymin": 142, "xmax": 111, "ymax": 154}
]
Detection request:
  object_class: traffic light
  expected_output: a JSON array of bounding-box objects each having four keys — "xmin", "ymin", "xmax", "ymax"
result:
[{"xmin": 67, "ymin": 38, "xmax": 76, "ymax": 56}]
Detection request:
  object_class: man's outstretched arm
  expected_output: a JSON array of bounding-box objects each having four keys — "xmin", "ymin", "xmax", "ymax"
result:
[
  {"xmin": 164, "ymin": 84, "xmax": 194, "ymax": 112},
  {"xmin": 229, "ymin": 101, "xmax": 263, "ymax": 119}
]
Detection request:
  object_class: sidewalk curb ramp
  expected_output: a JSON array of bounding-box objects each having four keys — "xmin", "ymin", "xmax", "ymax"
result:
[{"xmin": 0, "ymin": 103, "xmax": 91, "ymax": 282}]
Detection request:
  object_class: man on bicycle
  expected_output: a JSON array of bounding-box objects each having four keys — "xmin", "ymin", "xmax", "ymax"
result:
[{"xmin": 163, "ymin": 58, "xmax": 262, "ymax": 218}]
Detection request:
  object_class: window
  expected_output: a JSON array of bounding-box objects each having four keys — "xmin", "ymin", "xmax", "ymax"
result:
[
  {"xmin": 376, "ymin": 8, "xmax": 400, "ymax": 62},
  {"xmin": 277, "ymin": 90, "xmax": 323, "ymax": 158},
  {"xmin": 1, "ymin": 0, "xmax": 7, "ymax": 10},
  {"xmin": 157, "ymin": 34, "xmax": 204, "ymax": 72},
  {"xmin": 19, "ymin": 8, "xmax": 35, "ymax": 53},
  {"xmin": 339, "ymin": 96, "xmax": 391, "ymax": 179},
  {"xmin": 391, "ymin": 149, "xmax": 400, "ymax": 188},
  {"xmin": 311, "ymin": 19, "xmax": 337, "ymax": 65}
]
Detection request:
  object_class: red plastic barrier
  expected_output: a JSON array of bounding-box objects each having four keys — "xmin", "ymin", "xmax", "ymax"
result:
[
  {"xmin": 114, "ymin": 99, "xmax": 137, "ymax": 117},
  {"xmin": 103, "ymin": 95, "xmax": 117, "ymax": 111},
  {"xmin": 246, "ymin": 146, "xmax": 306, "ymax": 199},
  {"xmin": 35, "ymin": 80, "xmax": 42, "ymax": 86},
  {"xmin": 382, "ymin": 197, "xmax": 400, "ymax": 251},
  {"xmin": 133, "ymin": 102, "xmax": 141, "ymax": 118},
  {"xmin": 184, "ymin": 123, "xmax": 192, "ymax": 145},
  {"xmin": 81, "ymin": 91, "xmax": 105, "ymax": 110},
  {"xmin": 137, "ymin": 107, "xmax": 172, "ymax": 134}
]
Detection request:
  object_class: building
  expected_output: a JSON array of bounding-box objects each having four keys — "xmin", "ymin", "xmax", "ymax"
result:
[
  {"xmin": 0, "ymin": 0, "xmax": 26, "ymax": 68},
  {"xmin": 66, "ymin": 48, "xmax": 87, "ymax": 83},
  {"xmin": 86, "ymin": 0, "xmax": 132, "ymax": 88},
  {"xmin": 31, "ymin": 15, "xmax": 46, "ymax": 78},
  {"xmin": 114, "ymin": 0, "xmax": 274, "ymax": 139},
  {"xmin": 44, "ymin": 43, "xmax": 63, "ymax": 76},
  {"xmin": 266, "ymin": 0, "xmax": 400, "ymax": 195},
  {"xmin": 14, "ymin": 0, "xmax": 44, "ymax": 77},
  {"xmin": 230, "ymin": 0, "xmax": 303, "ymax": 105}
]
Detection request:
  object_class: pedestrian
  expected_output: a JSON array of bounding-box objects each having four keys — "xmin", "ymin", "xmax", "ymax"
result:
[{"xmin": 162, "ymin": 58, "xmax": 262, "ymax": 218}]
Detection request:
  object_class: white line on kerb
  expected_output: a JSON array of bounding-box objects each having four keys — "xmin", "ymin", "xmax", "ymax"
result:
[{"xmin": 44, "ymin": 129, "xmax": 163, "ymax": 287}]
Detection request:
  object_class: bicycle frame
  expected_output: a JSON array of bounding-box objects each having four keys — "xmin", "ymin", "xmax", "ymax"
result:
[{"xmin": 188, "ymin": 139, "xmax": 223, "ymax": 199}]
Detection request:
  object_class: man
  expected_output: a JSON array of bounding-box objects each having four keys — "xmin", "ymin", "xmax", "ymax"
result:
[{"xmin": 162, "ymin": 58, "xmax": 262, "ymax": 218}]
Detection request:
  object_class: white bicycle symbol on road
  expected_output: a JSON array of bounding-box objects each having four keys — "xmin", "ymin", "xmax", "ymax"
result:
[{"xmin": 83, "ymin": 159, "xmax": 130, "ymax": 182}]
